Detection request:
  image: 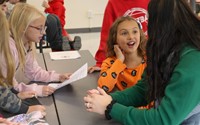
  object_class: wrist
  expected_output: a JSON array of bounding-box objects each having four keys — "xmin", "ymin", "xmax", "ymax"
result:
[
  {"xmin": 105, "ymin": 100, "xmax": 116, "ymax": 120},
  {"xmin": 17, "ymin": 93, "xmax": 24, "ymax": 99},
  {"xmin": 59, "ymin": 75, "xmax": 62, "ymax": 81},
  {"xmin": 17, "ymin": 93, "xmax": 21, "ymax": 98}
]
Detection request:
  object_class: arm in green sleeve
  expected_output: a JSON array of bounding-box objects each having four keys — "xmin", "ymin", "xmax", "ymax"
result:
[
  {"xmin": 109, "ymin": 50, "xmax": 200, "ymax": 125},
  {"xmin": 111, "ymin": 70, "xmax": 149, "ymax": 107}
]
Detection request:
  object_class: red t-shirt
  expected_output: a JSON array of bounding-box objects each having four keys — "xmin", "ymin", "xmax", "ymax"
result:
[{"xmin": 45, "ymin": 0, "xmax": 68, "ymax": 36}]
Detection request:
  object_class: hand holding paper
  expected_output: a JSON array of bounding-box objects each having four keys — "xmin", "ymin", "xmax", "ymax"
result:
[{"xmin": 48, "ymin": 63, "xmax": 88, "ymax": 89}]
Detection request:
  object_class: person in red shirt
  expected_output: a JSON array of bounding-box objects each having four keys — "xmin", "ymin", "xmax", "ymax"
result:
[
  {"xmin": 42, "ymin": 0, "xmax": 69, "ymax": 39},
  {"xmin": 42, "ymin": 0, "xmax": 81, "ymax": 51},
  {"xmin": 88, "ymin": 0, "xmax": 149, "ymax": 73}
]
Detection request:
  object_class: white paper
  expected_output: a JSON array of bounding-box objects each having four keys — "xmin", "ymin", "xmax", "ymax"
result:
[
  {"xmin": 7, "ymin": 111, "xmax": 49, "ymax": 125},
  {"xmin": 49, "ymin": 51, "xmax": 81, "ymax": 60},
  {"xmin": 48, "ymin": 63, "xmax": 88, "ymax": 89}
]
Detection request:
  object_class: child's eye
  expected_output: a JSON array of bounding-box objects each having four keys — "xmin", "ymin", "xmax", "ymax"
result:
[
  {"xmin": 121, "ymin": 31, "xmax": 128, "ymax": 36},
  {"xmin": 133, "ymin": 30, "xmax": 138, "ymax": 34}
]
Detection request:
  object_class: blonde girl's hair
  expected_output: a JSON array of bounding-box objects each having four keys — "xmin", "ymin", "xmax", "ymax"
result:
[
  {"xmin": 8, "ymin": 3, "xmax": 45, "ymax": 70},
  {"xmin": 0, "ymin": 9, "xmax": 14, "ymax": 86},
  {"xmin": 106, "ymin": 16, "xmax": 147, "ymax": 58}
]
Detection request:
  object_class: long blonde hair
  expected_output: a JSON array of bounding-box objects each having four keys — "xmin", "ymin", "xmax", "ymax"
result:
[
  {"xmin": 8, "ymin": 3, "xmax": 45, "ymax": 70},
  {"xmin": 0, "ymin": 9, "xmax": 14, "ymax": 86}
]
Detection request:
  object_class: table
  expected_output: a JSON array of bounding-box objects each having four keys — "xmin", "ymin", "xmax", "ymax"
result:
[
  {"xmin": 43, "ymin": 50, "xmax": 95, "ymax": 73},
  {"xmin": 15, "ymin": 53, "xmax": 59, "ymax": 125},
  {"xmin": 44, "ymin": 50, "xmax": 121, "ymax": 125},
  {"xmin": 36, "ymin": 53, "xmax": 60, "ymax": 125}
]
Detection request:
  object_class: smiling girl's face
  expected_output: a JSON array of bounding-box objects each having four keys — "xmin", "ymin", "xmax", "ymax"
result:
[{"xmin": 116, "ymin": 20, "xmax": 140, "ymax": 54}]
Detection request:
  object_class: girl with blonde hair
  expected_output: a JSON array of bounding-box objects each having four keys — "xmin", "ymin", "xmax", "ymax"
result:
[
  {"xmin": 0, "ymin": 8, "xmax": 45, "ymax": 118},
  {"xmin": 2, "ymin": 3, "xmax": 70, "ymax": 98}
]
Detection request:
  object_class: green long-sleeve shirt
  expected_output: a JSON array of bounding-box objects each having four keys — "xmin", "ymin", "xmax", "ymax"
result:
[{"xmin": 110, "ymin": 45, "xmax": 200, "ymax": 125}]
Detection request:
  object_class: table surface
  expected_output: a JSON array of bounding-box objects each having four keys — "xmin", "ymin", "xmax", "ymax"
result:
[
  {"xmin": 44, "ymin": 50, "xmax": 121, "ymax": 125},
  {"xmin": 36, "ymin": 53, "xmax": 59, "ymax": 125},
  {"xmin": 43, "ymin": 50, "xmax": 96, "ymax": 73}
]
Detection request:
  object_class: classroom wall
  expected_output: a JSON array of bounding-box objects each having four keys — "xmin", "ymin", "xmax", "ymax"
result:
[{"xmin": 27, "ymin": 0, "xmax": 107, "ymax": 31}]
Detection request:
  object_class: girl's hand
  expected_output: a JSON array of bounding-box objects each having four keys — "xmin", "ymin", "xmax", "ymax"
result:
[
  {"xmin": 42, "ymin": 0, "xmax": 50, "ymax": 8},
  {"xmin": 59, "ymin": 73, "xmax": 71, "ymax": 82},
  {"xmin": 87, "ymin": 89, "xmax": 100, "ymax": 95},
  {"xmin": 42, "ymin": 86, "xmax": 55, "ymax": 96},
  {"xmin": 88, "ymin": 66, "xmax": 101, "ymax": 73},
  {"xmin": 17, "ymin": 91, "xmax": 36, "ymax": 100},
  {"xmin": 27, "ymin": 105, "xmax": 46, "ymax": 117},
  {"xmin": 114, "ymin": 45, "xmax": 125, "ymax": 62},
  {"xmin": 83, "ymin": 87, "xmax": 112, "ymax": 115}
]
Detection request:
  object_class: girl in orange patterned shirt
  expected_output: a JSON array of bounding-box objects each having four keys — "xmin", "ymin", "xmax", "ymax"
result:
[{"xmin": 98, "ymin": 16, "xmax": 147, "ymax": 93}]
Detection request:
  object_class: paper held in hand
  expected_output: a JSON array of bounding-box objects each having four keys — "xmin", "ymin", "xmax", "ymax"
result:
[
  {"xmin": 48, "ymin": 63, "xmax": 88, "ymax": 90},
  {"xmin": 49, "ymin": 51, "xmax": 81, "ymax": 60}
]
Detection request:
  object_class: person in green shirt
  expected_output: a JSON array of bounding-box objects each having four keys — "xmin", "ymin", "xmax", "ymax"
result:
[{"xmin": 83, "ymin": 0, "xmax": 200, "ymax": 124}]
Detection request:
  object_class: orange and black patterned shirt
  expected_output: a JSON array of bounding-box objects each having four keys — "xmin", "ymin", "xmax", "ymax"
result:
[{"xmin": 98, "ymin": 57, "xmax": 146, "ymax": 93}]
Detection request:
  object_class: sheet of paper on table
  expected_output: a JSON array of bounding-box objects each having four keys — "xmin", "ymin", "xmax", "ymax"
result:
[
  {"xmin": 49, "ymin": 51, "xmax": 81, "ymax": 60},
  {"xmin": 48, "ymin": 63, "xmax": 88, "ymax": 90}
]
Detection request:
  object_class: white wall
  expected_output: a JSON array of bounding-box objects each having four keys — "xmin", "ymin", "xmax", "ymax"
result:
[{"xmin": 27, "ymin": 0, "xmax": 107, "ymax": 29}]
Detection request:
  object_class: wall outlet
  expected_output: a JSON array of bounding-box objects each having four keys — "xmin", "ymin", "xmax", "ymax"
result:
[{"xmin": 87, "ymin": 10, "xmax": 93, "ymax": 18}]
